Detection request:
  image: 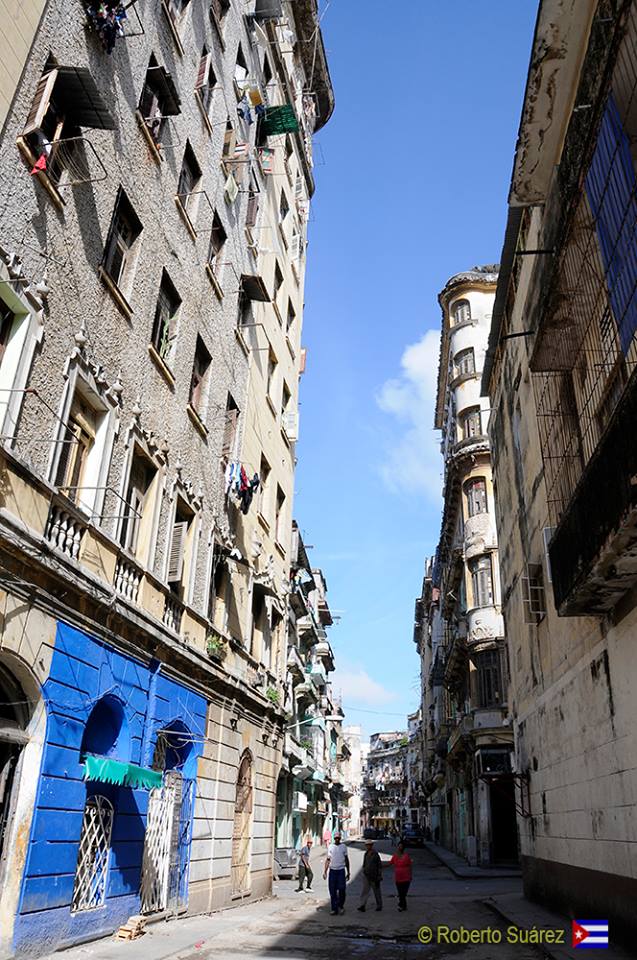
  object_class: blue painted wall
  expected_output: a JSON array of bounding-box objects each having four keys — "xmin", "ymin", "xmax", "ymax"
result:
[{"xmin": 13, "ymin": 622, "xmax": 206, "ymax": 955}]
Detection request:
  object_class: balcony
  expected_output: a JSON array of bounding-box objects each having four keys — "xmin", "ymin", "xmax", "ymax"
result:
[
  {"xmin": 286, "ymin": 644, "xmax": 306, "ymax": 680},
  {"xmin": 549, "ymin": 369, "xmax": 637, "ymax": 615}
]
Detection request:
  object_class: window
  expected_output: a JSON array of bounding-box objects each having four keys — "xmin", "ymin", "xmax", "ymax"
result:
[
  {"xmin": 286, "ymin": 299, "xmax": 296, "ymax": 335},
  {"xmin": 139, "ymin": 56, "xmax": 181, "ymax": 148},
  {"xmin": 71, "ymin": 796, "xmax": 113, "ymax": 913},
  {"xmin": 267, "ymin": 349, "xmax": 278, "ymax": 401},
  {"xmin": 22, "ymin": 65, "xmax": 114, "ymax": 187},
  {"xmin": 521, "ymin": 563, "xmax": 547, "ymax": 623},
  {"xmin": 263, "ymin": 55, "xmax": 273, "ymax": 89},
  {"xmin": 284, "ymin": 135, "xmax": 293, "ymax": 176},
  {"xmin": 460, "ymin": 406, "xmax": 482, "ymax": 440},
  {"xmin": 273, "ymin": 262, "xmax": 283, "ymax": 305},
  {"xmin": 102, "ymin": 189, "xmax": 142, "ymax": 293},
  {"xmin": 234, "ymin": 44, "xmax": 249, "ymax": 98},
  {"xmin": 279, "ymin": 190, "xmax": 289, "ymax": 225},
  {"xmin": 195, "ymin": 45, "xmax": 217, "ymax": 114},
  {"xmin": 208, "ymin": 211, "xmax": 227, "ymax": 276},
  {"xmin": 454, "ymin": 348, "xmax": 475, "ymax": 378},
  {"xmin": 190, "ymin": 335, "xmax": 211, "ymax": 413},
  {"xmin": 0, "ymin": 301, "xmax": 14, "ymax": 366},
  {"xmin": 237, "ymin": 273, "xmax": 269, "ymax": 328},
  {"xmin": 176, "ymin": 142, "xmax": 201, "ymax": 222},
  {"xmin": 167, "ymin": 497, "xmax": 195, "ymax": 595},
  {"xmin": 476, "ymin": 650, "xmax": 503, "ymax": 709},
  {"xmin": 209, "ymin": 0, "xmax": 230, "ymax": 36},
  {"xmin": 221, "ymin": 394, "xmax": 239, "ymax": 462},
  {"xmin": 151, "ymin": 271, "xmax": 181, "ymax": 363},
  {"xmin": 275, "ymin": 484, "xmax": 286, "ymax": 546},
  {"xmin": 469, "ymin": 556, "xmax": 493, "ymax": 608},
  {"xmin": 451, "ymin": 298, "xmax": 471, "ymax": 325},
  {"xmin": 55, "ymin": 393, "xmax": 99, "ymax": 504},
  {"xmin": 281, "ymin": 381, "xmax": 291, "ymax": 419},
  {"xmin": 246, "ymin": 176, "xmax": 260, "ymax": 229},
  {"xmin": 221, "ymin": 119, "xmax": 236, "ymax": 163},
  {"xmin": 465, "ymin": 477, "xmax": 487, "ymax": 517},
  {"xmin": 250, "ymin": 589, "xmax": 266, "ymax": 660},
  {"xmin": 258, "ymin": 455, "xmax": 270, "ymax": 519},
  {"xmin": 120, "ymin": 448, "xmax": 157, "ymax": 557},
  {"xmin": 164, "ymin": 0, "xmax": 191, "ymax": 33}
]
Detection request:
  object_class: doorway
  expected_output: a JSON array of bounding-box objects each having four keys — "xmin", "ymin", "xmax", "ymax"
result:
[
  {"xmin": 231, "ymin": 752, "xmax": 253, "ymax": 897},
  {"xmin": 489, "ymin": 777, "xmax": 519, "ymax": 863}
]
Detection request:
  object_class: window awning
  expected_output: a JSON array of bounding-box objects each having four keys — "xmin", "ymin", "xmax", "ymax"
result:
[
  {"xmin": 149, "ymin": 65, "xmax": 181, "ymax": 116},
  {"xmin": 240, "ymin": 273, "xmax": 270, "ymax": 302},
  {"xmin": 56, "ymin": 67, "xmax": 115, "ymax": 130},
  {"xmin": 83, "ymin": 755, "xmax": 163, "ymax": 790}
]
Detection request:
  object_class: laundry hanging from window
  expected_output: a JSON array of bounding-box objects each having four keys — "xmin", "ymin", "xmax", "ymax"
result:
[{"xmin": 224, "ymin": 461, "xmax": 260, "ymax": 514}]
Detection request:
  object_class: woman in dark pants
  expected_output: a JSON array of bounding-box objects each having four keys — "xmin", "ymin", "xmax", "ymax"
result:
[{"xmin": 390, "ymin": 841, "xmax": 413, "ymax": 911}]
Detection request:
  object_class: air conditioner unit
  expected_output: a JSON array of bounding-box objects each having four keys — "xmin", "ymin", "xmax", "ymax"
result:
[{"xmin": 293, "ymin": 790, "xmax": 308, "ymax": 812}]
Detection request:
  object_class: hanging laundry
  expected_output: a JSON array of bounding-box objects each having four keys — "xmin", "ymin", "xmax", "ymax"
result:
[
  {"xmin": 255, "ymin": 103, "xmax": 266, "ymax": 118},
  {"xmin": 239, "ymin": 466, "xmax": 249, "ymax": 493},
  {"xmin": 30, "ymin": 154, "xmax": 47, "ymax": 175},
  {"xmin": 237, "ymin": 97, "xmax": 253, "ymax": 125},
  {"xmin": 233, "ymin": 141, "xmax": 250, "ymax": 159},
  {"xmin": 86, "ymin": 2, "xmax": 127, "ymax": 54},
  {"xmin": 240, "ymin": 474, "xmax": 260, "ymax": 515},
  {"xmin": 225, "ymin": 460, "xmax": 239, "ymax": 495},
  {"xmin": 224, "ymin": 173, "xmax": 239, "ymax": 203}
]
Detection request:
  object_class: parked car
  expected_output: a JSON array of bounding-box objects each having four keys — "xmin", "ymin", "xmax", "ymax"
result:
[
  {"xmin": 273, "ymin": 847, "xmax": 298, "ymax": 880},
  {"xmin": 401, "ymin": 825, "xmax": 425, "ymax": 848},
  {"xmin": 363, "ymin": 827, "xmax": 377, "ymax": 840}
]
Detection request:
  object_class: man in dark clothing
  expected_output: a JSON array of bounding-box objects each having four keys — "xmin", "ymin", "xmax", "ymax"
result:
[
  {"xmin": 296, "ymin": 837, "xmax": 313, "ymax": 891},
  {"xmin": 357, "ymin": 838, "xmax": 382, "ymax": 911}
]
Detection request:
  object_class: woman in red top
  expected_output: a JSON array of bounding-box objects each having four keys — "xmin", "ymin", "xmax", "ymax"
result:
[{"xmin": 390, "ymin": 841, "xmax": 413, "ymax": 911}]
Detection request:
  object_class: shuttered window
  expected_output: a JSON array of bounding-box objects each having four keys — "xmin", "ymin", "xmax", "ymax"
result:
[
  {"xmin": 461, "ymin": 406, "xmax": 482, "ymax": 440},
  {"xmin": 55, "ymin": 396, "xmax": 97, "ymax": 502},
  {"xmin": 167, "ymin": 520, "xmax": 188, "ymax": 583},
  {"xmin": 246, "ymin": 178, "xmax": 259, "ymax": 228},
  {"xmin": 195, "ymin": 46, "xmax": 216, "ymax": 113},
  {"xmin": 454, "ymin": 348, "xmax": 475, "ymax": 378},
  {"xmin": 120, "ymin": 450, "xmax": 156, "ymax": 554}
]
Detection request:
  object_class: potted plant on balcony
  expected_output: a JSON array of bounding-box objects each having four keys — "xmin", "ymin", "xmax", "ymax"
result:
[
  {"xmin": 206, "ymin": 630, "xmax": 228, "ymax": 662},
  {"xmin": 265, "ymin": 686, "xmax": 280, "ymax": 707}
]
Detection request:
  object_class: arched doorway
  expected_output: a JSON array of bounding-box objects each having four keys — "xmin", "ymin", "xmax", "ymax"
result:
[
  {"xmin": 0, "ymin": 656, "xmax": 45, "ymax": 952},
  {"xmin": 231, "ymin": 751, "xmax": 253, "ymax": 897},
  {"xmin": 140, "ymin": 723, "xmax": 196, "ymax": 915},
  {"xmin": 0, "ymin": 662, "xmax": 30, "ymax": 868}
]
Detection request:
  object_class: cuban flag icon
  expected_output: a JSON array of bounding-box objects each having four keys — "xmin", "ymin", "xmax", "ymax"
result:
[{"xmin": 572, "ymin": 920, "xmax": 609, "ymax": 948}]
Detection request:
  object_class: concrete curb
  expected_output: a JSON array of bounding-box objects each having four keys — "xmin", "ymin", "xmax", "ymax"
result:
[
  {"xmin": 481, "ymin": 897, "xmax": 562, "ymax": 960},
  {"xmin": 424, "ymin": 842, "xmax": 522, "ymax": 879}
]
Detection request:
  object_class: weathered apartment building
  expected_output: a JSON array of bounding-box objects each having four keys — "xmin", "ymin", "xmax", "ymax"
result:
[
  {"xmin": 0, "ymin": 0, "xmax": 333, "ymax": 955},
  {"xmin": 482, "ymin": 0, "xmax": 637, "ymax": 940},
  {"xmin": 274, "ymin": 521, "xmax": 353, "ymax": 863},
  {"xmin": 361, "ymin": 731, "xmax": 408, "ymax": 835},
  {"xmin": 414, "ymin": 267, "xmax": 517, "ymax": 866}
]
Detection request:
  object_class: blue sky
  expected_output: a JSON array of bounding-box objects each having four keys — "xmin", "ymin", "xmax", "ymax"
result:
[{"xmin": 294, "ymin": 1, "xmax": 538, "ymax": 739}]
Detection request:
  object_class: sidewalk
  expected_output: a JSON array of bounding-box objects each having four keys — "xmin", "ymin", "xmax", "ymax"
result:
[
  {"xmin": 484, "ymin": 892, "xmax": 632, "ymax": 960},
  {"xmin": 424, "ymin": 841, "xmax": 522, "ymax": 878}
]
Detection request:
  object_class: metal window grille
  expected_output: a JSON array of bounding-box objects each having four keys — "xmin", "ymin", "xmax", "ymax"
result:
[
  {"xmin": 521, "ymin": 562, "xmax": 546, "ymax": 623},
  {"xmin": 533, "ymin": 9, "xmax": 637, "ymax": 528},
  {"xmin": 71, "ymin": 796, "xmax": 113, "ymax": 912},
  {"xmin": 454, "ymin": 348, "xmax": 475, "ymax": 377}
]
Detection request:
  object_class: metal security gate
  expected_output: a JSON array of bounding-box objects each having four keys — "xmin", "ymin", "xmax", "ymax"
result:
[
  {"xmin": 71, "ymin": 796, "xmax": 114, "ymax": 912},
  {"xmin": 140, "ymin": 771, "xmax": 184, "ymax": 914},
  {"xmin": 231, "ymin": 753, "xmax": 253, "ymax": 897}
]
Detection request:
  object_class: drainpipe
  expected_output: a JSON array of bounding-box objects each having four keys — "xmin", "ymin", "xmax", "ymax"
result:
[{"xmin": 141, "ymin": 658, "xmax": 162, "ymax": 767}]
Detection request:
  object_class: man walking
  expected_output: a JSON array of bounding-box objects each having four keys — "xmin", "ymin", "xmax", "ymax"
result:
[
  {"xmin": 357, "ymin": 838, "xmax": 382, "ymax": 912},
  {"xmin": 323, "ymin": 832, "xmax": 350, "ymax": 915},
  {"xmin": 296, "ymin": 837, "xmax": 313, "ymax": 892}
]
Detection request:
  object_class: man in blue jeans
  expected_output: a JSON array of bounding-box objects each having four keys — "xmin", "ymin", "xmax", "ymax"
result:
[{"xmin": 323, "ymin": 833, "xmax": 350, "ymax": 915}]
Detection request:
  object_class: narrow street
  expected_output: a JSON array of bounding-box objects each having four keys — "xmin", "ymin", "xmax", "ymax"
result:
[{"xmin": 34, "ymin": 842, "xmax": 583, "ymax": 960}]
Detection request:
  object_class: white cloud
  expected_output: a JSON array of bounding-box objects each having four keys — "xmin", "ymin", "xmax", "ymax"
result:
[
  {"xmin": 376, "ymin": 328, "xmax": 442, "ymax": 501},
  {"xmin": 331, "ymin": 666, "xmax": 397, "ymax": 707}
]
